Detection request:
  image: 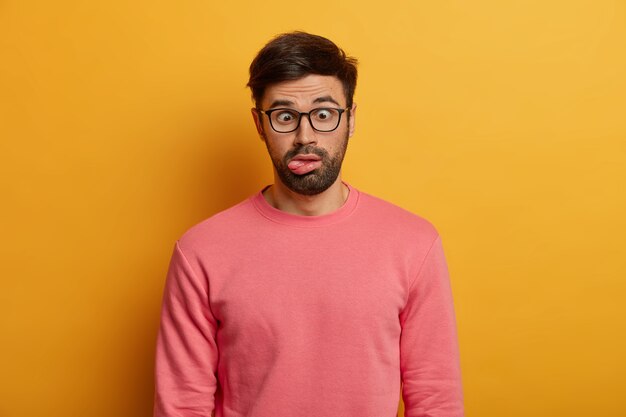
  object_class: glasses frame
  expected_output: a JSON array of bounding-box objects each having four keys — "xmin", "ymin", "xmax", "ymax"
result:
[{"xmin": 256, "ymin": 107, "xmax": 350, "ymax": 133}]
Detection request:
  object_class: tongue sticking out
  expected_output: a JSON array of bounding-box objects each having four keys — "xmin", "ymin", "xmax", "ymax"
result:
[{"xmin": 288, "ymin": 158, "xmax": 322, "ymax": 175}]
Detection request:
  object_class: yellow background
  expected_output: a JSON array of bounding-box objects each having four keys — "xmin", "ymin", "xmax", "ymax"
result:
[{"xmin": 1, "ymin": 1, "xmax": 625, "ymax": 416}]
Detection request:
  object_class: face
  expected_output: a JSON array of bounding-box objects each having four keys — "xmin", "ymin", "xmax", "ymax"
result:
[{"xmin": 252, "ymin": 74, "xmax": 356, "ymax": 196}]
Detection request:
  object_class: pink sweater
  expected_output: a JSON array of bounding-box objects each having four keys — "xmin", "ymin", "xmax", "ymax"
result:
[{"xmin": 154, "ymin": 184, "xmax": 464, "ymax": 417}]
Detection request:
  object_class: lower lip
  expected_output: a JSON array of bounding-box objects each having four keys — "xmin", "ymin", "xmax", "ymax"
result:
[{"xmin": 288, "ymin": 160, "xmax": 322, "ymax": 175}]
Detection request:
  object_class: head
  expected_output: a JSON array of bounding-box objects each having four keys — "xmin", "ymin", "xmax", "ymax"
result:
[
  {"xmin": 247, "ymin": 31, "xmax": 358, "ymax": 110},
  {"xmin": 247, "ymin": 32, "xmax": 359, "ymax": 196}
]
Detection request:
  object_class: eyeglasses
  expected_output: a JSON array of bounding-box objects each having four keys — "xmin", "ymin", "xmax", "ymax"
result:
[{"xmin": 256, "ymin": 107, "xmax": 350, "ymax": 133}]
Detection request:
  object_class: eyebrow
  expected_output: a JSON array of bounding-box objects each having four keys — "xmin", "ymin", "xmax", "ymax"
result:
[
  {"xmin": 313, "ymin": 96, "xmax": 341, "ymax": 106},
  {"xmin": 267, "ymin": 99, "xmax": 294, "ymax": 108},
  {"xmin": 267, "ymin": 95, "xmax": 341, "ymax": 109}
]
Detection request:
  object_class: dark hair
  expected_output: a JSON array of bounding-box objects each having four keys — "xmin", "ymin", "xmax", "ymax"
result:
[{"xmin": 247, "ymin": 31, "xmax": 358, "ymax": 108}]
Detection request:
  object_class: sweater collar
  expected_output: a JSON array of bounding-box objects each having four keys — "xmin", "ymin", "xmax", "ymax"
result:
[{"xmin": 251, "ymin": 182, "xmax": 359, "ymax": 227}]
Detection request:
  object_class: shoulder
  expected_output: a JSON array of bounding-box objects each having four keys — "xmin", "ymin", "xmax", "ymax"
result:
[
  {"xmin": 355, "ymin": 188, "xmax": 440, "ymax": 241},
  {"xmin": 176, "ymin": 196, "xmax": 258, "ymax": 252}
]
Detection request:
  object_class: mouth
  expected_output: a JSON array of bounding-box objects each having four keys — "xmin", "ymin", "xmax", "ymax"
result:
[{"xmin": 287, "ymin": 154, "xmax": 323, "ymax": 175}]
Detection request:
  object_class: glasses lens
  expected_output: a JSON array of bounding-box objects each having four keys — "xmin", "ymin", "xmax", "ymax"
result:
[
  {"xmin": 270, "ymin": 109, "xmax": 300, "ymax": 133},
  {"xmin": 310, "ymin": 108, "xmax": 341, "ymax": 132}
]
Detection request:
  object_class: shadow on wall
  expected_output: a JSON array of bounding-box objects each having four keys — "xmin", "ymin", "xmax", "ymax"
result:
[
  {"xmin": 197, "ymin": 122, "xmax": 269, "ymax": 215},
  {"xmin": 123, "ymin": 119, "xmax": 267, "ymax": 417}
]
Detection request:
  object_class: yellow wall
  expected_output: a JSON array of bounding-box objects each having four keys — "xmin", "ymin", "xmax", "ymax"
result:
[{"xmin": 1, "ymin": 1, "xmax": 625, "ymax": 416}]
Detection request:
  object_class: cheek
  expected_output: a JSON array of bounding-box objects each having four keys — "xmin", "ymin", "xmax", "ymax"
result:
[{"xmin": 265, "ymin": 137, "xmax": 290, "ymax": 158}]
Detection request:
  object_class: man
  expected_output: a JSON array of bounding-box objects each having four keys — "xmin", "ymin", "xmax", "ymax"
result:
[{"xmin": 154, "ymin": 31, "xmax": 464, "ymax": 417}]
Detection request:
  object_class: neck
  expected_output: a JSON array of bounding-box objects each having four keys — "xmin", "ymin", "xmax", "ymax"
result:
[{"xmin": 263, "ymin": 176, "xmax": 349, "ymax": 216}]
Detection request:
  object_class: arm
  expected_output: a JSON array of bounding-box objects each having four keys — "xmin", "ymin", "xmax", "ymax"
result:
[
  {"xmin": 399, "ymin": 235, "xmax": 464, "ymax": 417},
  {"xmin": 154, "ymin": 241, "xmax": 219, "ymax": 417}
]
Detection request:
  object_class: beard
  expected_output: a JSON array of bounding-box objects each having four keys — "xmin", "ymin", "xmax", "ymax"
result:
[{"xmin": 265, "ymin": 132, "xmax": 349, "ymax": 196}]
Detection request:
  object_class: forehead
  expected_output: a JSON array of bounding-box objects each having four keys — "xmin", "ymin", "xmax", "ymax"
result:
[{"xmin": 261, "ymin": 74, "xmax": 346, "ymax": 108}]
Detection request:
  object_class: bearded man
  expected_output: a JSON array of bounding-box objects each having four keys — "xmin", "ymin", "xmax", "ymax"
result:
[{"xmin": 154, "ymin": 31, "xmax": 464, "ymax": 417}]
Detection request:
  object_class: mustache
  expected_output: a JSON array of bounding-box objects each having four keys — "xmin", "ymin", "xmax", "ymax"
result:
[{"xmin": 283, "ymin": 145, "xmax": 328, "ymax": 163}]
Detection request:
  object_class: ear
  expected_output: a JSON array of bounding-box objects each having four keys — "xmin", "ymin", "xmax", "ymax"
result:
[
  {"xmin": 348, "ymin": 103, "xmax": 357, "ymax": 138},
  {"xmin": 251, "ymin": 108, "xmax": 265, "ymax": 141}
]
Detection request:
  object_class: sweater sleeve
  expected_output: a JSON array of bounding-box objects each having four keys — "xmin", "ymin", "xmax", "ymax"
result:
[
  {"xmin": 399, "ymin": 235, "xmax": 464, "ymax": 417},
  {"xmin": 154, "ymin": 241, "xmax": 219, "ymax": 417}
]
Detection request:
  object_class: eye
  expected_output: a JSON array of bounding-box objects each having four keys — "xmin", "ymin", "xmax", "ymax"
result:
[
  {"xmin": 274, "ymin": 110, "xmax": 298, "ymax": 124},
  {"xmin": 312, "ymin": 108, "xmax": 335, "ymax": 121}
]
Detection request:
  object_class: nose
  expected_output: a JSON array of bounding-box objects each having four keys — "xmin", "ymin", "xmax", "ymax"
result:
[{"xmin": 293, "ymin": 114, "xmax": 317, "ymax": 146}]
